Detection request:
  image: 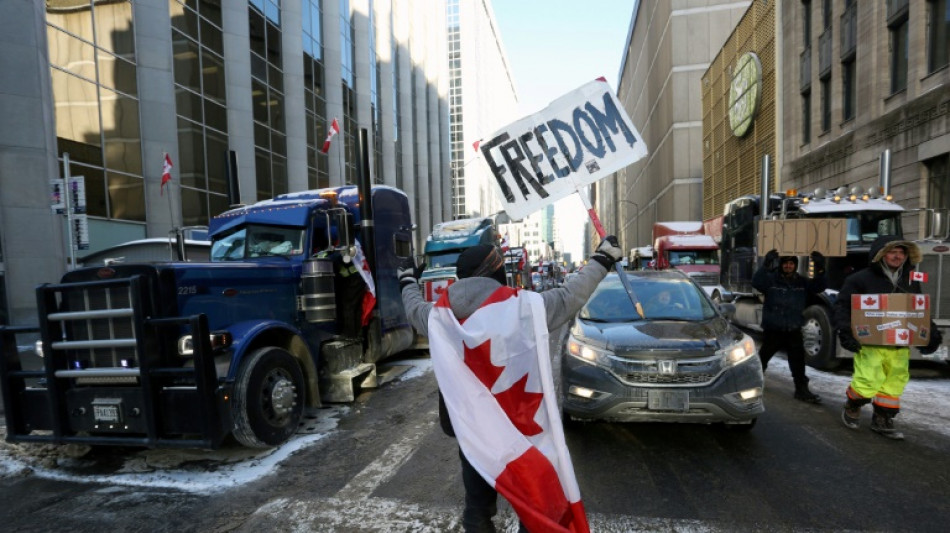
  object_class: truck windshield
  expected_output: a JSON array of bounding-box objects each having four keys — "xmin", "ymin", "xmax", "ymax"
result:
[
  {"xmin": 211, "ymin": 224, "xmax": 306, "ymax": 261},
  {"xmin": 427, "ymin": 251, "xmax": 461, "ymax": 269},
  {"xmin": 841, "ymin": 212, "xmax": 902, "ymax": 244},
  {"xmin": 669, "ymin": 250, "xmax": 719, "ymax": 266}
]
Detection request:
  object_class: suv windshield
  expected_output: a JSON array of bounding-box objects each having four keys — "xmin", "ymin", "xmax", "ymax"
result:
[
  {"xmin": 211, "ymin": 224, "xmax": 306, "ymax": 261},
  {"xmin": 579, "ymin": 275, "xmax": 716, "ymax": 322}
]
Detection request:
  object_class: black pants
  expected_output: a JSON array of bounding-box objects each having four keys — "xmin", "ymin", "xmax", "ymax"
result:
[
  {"xmin": 459, "ymin": 448, "xmax": 528, "ymax": 533},
  {"xmin": 759, "ymin": 329, "xmax": 808, "ymax": 389}
]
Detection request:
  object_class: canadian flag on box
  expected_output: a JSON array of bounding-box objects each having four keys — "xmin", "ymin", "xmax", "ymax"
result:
[
  {"xmin": 913, "ymin": 294, "xmax": 929, "ymax": 310},
  {"xmin": 853, "ymin": 294, "xmax": 887, "ymax": 310},
  {"xmin": 885, "ymin": 328, "xmax": 913, "ymax": 345},
  {"xmin": 911, "ymin": 271, "xmax": 928, "ymax": 282}
]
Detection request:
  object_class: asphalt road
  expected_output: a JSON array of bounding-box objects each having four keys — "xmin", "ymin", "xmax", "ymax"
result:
[{"xmin": 1, "ymin": 338, "xmax": 949, "ymax": 532}]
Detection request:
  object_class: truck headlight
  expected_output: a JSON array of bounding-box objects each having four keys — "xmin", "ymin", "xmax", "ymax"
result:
[
  {"xmin": 719, "ymin": 333, "xmax": 756, "ymax": 366},
  {"xmin": 178, "ymin": 331, "xmax": 233, "ymax": 357},
  {"xmin": 566, "ymin": 335, "xmax": 613, "ymax": 367}
]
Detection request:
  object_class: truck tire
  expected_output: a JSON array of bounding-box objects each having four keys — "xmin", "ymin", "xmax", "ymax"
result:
[
  {"xmin": 802, "ymin": 305, "xmax": 840, "ymax": 370},
  {"xmin": 232, "ymin": 346, "xmax": 305, "ymax": 448}
]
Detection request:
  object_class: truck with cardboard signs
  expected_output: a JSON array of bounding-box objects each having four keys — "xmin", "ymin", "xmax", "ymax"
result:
[
  {"xmin": 0, "ymin": 183, "xmax": 417, "ymax": 449},
  {"xmin": 651, "ymin": 222, "xmax": 721, "ymax": 293},
  {"xmin": 715, "ymin": 185, "xmax": 947, "ymax": 369},
  {"xmin": 419, "ymin": 216, "xmax": 499, "ymax": 302}
]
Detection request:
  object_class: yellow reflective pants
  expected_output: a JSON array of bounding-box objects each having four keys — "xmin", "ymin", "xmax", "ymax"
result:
[{"xmin": 849, "ymin": 345, "xmax": 910, "ymax": 410}]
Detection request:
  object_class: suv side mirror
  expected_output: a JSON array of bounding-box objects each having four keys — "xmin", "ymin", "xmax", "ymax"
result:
[{"xmin": 718, "ymin": 302, "xmax": 737, "ymax": 320}]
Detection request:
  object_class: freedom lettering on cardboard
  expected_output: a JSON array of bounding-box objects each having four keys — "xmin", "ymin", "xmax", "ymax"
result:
[{"xmin": 757, "ymin": 219, "xmax": 847, "ymax": 257}]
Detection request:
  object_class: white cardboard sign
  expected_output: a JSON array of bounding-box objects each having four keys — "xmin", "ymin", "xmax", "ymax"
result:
[{"xmin": 478, "ymin": 79, "xmax": 648, "ymax": 221}]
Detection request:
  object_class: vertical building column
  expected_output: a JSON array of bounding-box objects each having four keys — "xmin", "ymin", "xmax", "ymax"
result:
[
  {"xmin": 438, "ymin": 21, "xmax": 451, "ymax": 222},
  {"xmin": 376, "ymin": 0, "xmax": 396, "ymax": 187},
  {"xmin": 323, "ymin": 0, "xmax": 344, "ymax": 187},
  {"xmin": 394, "ymin": 0, "xmax": 418, "ymax": 249},
  {"xmin": 412, "ymin": 2, "xmax": 431, "ymax": 243},
  {"xmin": 221, "ymin": 1, "xmax": 257, "ymax": 203},
  {"xmin": 282, "ymin": 1, "xmax": 308, "ymax": 192},
  {"xmin": 352, "ymin": 0, "xmax": 373, "ymax": 178},
  {"xmin": 135, "ymin": 0, "xmax": 180, "ymax": 232},
  {"xmin": 426, "ymin": 8, "xmax": 443, "ymax": 226},
  {"xmin": 0, "ymin": 0, "xmax": 65, "ymax": 324}
]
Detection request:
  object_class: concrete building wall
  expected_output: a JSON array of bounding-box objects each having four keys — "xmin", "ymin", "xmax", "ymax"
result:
[{"xmin": 600, "ymin": 0, "xmax": 751, "ymax": 252}]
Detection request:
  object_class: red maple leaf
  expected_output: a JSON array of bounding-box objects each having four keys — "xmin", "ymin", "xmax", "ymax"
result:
[
  {"xmin": 899, "ymin": 331, "xmax": 908, "ymax": 340},
  {"xmin": 863, "ymin": 296, "xmax": 877, "ymax": 306},
  {"xmin": 464, "ymin": 340, "xmax": 545, "ymax": 436}
]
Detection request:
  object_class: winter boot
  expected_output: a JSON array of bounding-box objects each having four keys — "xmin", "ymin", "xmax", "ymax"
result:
[
  {"xmin": 794, "ymin": 385, "xmax": 821, "ymax": 404},
  {"xmin": 870, "ymin": 413, "xmax": 904, "ymax": 440},
  {"xmin": 841, "ymin": 402, "xmax": 861, "ymax": 430}
]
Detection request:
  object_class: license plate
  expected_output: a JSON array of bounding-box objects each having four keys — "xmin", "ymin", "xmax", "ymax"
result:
[
  {"xmin": 92, "ymin": 399, "xmax": 122, "ymax": 423},
  {"xmin": 648, "ymin": 390, "xmax": 689, "ymax": 412}
]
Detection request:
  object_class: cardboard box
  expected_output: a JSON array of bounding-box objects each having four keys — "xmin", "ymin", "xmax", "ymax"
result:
[
  {"xmin": 757, "ymin": 219, "xmax": 847, "ymax": 257},
  {"xmin": 851, "ymin": 293, "xmax": 932, "ymax": 347}
]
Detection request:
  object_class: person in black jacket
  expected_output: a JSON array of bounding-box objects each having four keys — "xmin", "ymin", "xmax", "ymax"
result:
[
  {"xmin": 834, "ymin": 235, "xmax": 942, "ymax": 440},
  {"xmin": 752, "ymin": 249, "xmax": 827, "ymax": 403}
]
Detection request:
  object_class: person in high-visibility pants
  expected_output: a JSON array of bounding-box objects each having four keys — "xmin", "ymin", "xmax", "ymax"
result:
[{"xmin": 834, "ymin": 236, "xmax": 942, "ymax": 440}]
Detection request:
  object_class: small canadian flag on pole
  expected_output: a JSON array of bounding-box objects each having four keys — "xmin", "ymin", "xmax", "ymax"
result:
[
  {"xmin": 321, "ymin": 118, "xmax": 340, "ymax": 154},
  {"xmin": 911, "ymin": 270, "xmax": 928, "ymax": 282},
  {"xmin": 161, "ymin": 153, "xmax": 173, "ymax": 196}
]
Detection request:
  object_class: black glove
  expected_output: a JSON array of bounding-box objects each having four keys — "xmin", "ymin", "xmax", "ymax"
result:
[
  {"xmin": 839, "ymin": 329, "xmax": 862, "ymax": 353},
  {"xmin": 919, "ymin": 326, "xmax": 943, "ymax": 355},
  {"xmin": 810, "ymin": 251, "xmax": 826, "ymax": 274},
  {"xmin": 590, "ymin": 235, "xmax": 622, "ymax": 270},
  {"xmin": 764, "ymin": 249, "xmax": 780, "ymax": 271},
  {"xmin": 397, "ymin": 257, "xmax": 424, "ymax": 289}
]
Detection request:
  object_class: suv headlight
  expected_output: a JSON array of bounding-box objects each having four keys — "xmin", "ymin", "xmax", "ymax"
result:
[
  {"xmin": 566, "ymin": 335, "xmax": 613, "ymax": 367},
  {"xmin": 718, "ymin": 333, "xmax": 756, "ymax": 366}
]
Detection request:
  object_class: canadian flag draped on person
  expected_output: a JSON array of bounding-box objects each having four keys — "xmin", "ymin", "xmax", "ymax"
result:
[
  {"xmin": 428, "ymin": 286, "xmax": 589, "ymax": 532},
  {"xmin": 352, "ymin": 239, "xmax": 376, "ymax": 326}
]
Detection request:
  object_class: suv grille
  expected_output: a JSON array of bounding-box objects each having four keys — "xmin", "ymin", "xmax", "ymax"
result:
[{"xmin": 613, "ymin": 353, "xmax": 722, "ymax": 386}]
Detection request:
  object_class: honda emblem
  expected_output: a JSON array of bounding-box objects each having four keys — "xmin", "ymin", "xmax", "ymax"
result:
[{"xmin": 658, "ymin": 360, "xmax": 676, "ymax": 375}]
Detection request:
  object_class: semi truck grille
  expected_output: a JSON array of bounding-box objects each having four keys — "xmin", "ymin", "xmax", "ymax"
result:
[
  {"xmin": 919, "ymin": 252, "xmax": 950, "ymax": 321},
  {"xmin": 43, "ymin": 277, "xmax": 143, "ymax": 371},
  {"xmin": 689, "ymin": 272, "xmax": 719, "ymax": 286}
]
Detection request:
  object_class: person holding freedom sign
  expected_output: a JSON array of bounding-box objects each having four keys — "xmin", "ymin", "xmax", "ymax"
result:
[{"xmin": 398, "ymin": 237, "xmax": 622, "ymax": 533}]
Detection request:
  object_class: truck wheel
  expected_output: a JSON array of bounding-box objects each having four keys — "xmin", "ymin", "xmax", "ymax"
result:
[
  {"xmin": 232, "ymin": 347, "xmax": 305, "ymax": 448},
  {"xmin": 802, "ymin": 305, "xmax": 840, "ymax": 370}
]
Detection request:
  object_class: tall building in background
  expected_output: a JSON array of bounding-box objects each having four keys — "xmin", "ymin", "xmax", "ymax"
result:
[
  {"xmin": 595, "ymin": 1, "xmax": 750, "ymax": 253},
  {"xmin": 446, "ymin": 0, "xmax": 518, "ymax": 221},
  {"xmin": 0, "ymin": 0, "xmax": 458, "ymax": 325}
]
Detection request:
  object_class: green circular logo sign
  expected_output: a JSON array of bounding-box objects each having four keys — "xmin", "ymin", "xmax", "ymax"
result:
[{"xmin": 728, "ymin": 52, "xmax": 762, "ymax": 138}]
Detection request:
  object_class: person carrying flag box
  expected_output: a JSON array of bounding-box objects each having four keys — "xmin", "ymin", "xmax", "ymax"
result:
[
  {"xmin": 834, "ymin": 235, "xmax": 942, "ymax": 440},
  {"xmin": 398, "ymin": 236, "xmax": 622, "ymax": 533}
]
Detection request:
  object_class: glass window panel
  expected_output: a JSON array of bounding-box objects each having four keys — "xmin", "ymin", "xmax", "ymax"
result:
[
  {"xmin": 177, "ymin": 117, "xmax": 204, "ymax": 188},
  {"xmin": 181, "ymin": 187, "xmax": 209, "ymax": 226},
  {"xmin": 173, "ymin": 36, "xmax": 201, "ymax": 93},
  {"xmin": 264, "ymin": 1, "xmax": 281, "ymax": 26},
  {"xmin": 201, "ymin": 50, "xmax": 226, "ymax": 103},
  {"xmin": 47, "ymin": 5, "xmax": 94, "ymax": 42},
  {"xmin": 208, "ymin": 192, "xmax": 229, "ymax": 220},
  {"xmin": 51, "ymin": 69, "xmax": 103, "ymax": 158},
  {"xmin": 249, "ymin": 10, "xmax": 266, "ymax": 58},
  {"xmin": 199, "ymin": 0, "xmax": 223, "ymax": 27},
  {"xmin": 271, "ymin": 131, "xmax": 286, "ymax": 156},
  {"xmin": 270, "ymin": 93, "xmax": 285, "ymax": 131},
  {"xmin": 268, "ymin": 63, "xmax": 283, "ymax": 93},
  {"xmin": 206, "ymin": 129, "xmax": 229, "ymax": 194},
  {"xmin": 266, "ymin": 21, "xmax": 282, "ymax": 66},
  {"xmin": 98, "ymin": 54, "xmax": 138, "ymax": 97},
  {"xmin": 255, "ymin": 150, "xmax": 271, "ymax": 199},
  {"xmin": 48, "ymin": 27, "xmax": 97, "ymax": 81},
  {"xmin": 272, "ymin": 156, "xmax": 287, "ymax": 195},
  {"xmin": 94, "ymin": 1, "xmax": 135, "ymax": 59},
  {"xmin": 175, "ymin": 87, "xmax": 202, "ymax": 122},
  {"xmin": 107, "ymin": 173, "xmax": 145, "ymax": 221},
  {"xmin": 171, "ymin": 3, "xmax": 199, "ymax": 40},
  {"xmin": 204, "ymin": 97, "xmax": 228, "ymax": 133},
  {"xmin": 100, "ymin": 88, "xmax": 142, "ymax": 175},
  {"xmin": 200, "ymin": 18, "xmax": 223, "ymax": 55},
  {"xmin": 254, "ymin": 122, "xmax": 269, "ymax": 149},
  {"xmin": 74, "ymin": 164, "xmax": 107, "ymax": 217},
  {"xmin": 250, "ymin": 52, "xmax": 267, "ymax": 82},
  {"xmin": 252, "ymin": 81, "xmax": 268, "ymax": 124}
]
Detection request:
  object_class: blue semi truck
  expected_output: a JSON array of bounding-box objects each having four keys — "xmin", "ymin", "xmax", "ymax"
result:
[{"xmin": 0, "ymin": 184, "xmax": 416, "ymax": 449}]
